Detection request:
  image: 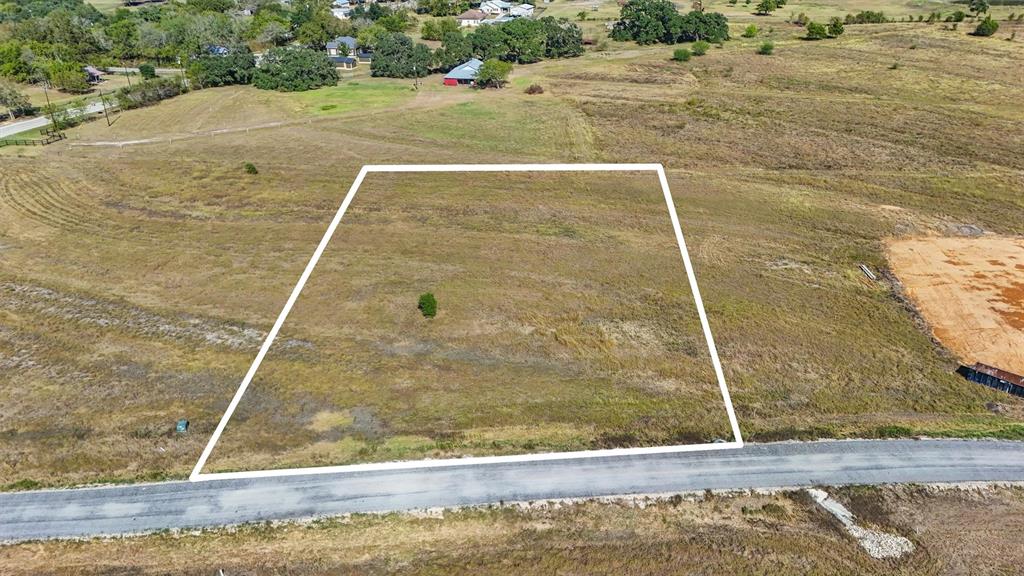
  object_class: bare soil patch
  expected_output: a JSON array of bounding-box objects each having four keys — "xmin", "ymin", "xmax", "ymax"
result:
[{"xmin": 887, "ymin": 236, "xmax": 1024, "ymax": 374}]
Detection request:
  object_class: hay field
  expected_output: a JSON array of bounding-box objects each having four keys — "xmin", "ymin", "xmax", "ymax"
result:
[
  {"xmin": 1, "ymin": 9, "xmax": 1023, "ymax": 486},
  {"xmin": 888, "ymin": 236, "xmax": 1024, "ymax": 375},
  {"xmin": 4, "ymin": 485, "xmax": 1023, "ymax": 575}
]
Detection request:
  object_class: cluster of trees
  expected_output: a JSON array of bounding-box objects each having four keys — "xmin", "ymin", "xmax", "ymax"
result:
[
  {"xmin": 610, "ymin": 0, "xmax": 730, "ymax": 45},
  {"xmin": 420, "ymin": 17, "xmax": 459, "ymax": 41},
  {"xmin": 804, "ymin": 17, "xmax": 844, "ymax": 40},
  {"xmin": 0, "ymin": 0, "xmax": 395, "ymax": 95},
  {"xmin": 370, "ymin": 16, "xmax": 583, "ymax": 79},
  {"xmin": 417, "ymin": 0, "xmax": 471, "ymax": 18}
]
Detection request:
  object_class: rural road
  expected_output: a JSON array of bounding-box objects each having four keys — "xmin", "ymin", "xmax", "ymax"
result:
[
  {"xmin": 1, "ymin": 439, "xmax": 1022, "ymax": 542},
  {"xmin": 0, "ymin": 102, "xmax": 105, "ymax": 139}
]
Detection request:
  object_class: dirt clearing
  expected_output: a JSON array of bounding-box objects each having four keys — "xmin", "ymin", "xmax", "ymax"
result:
[{"xmin": 887, "ymin": 236, "xmax": 1024, "ymax": 374}]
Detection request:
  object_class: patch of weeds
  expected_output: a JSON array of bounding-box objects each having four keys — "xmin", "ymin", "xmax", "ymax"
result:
[{"xmin": 4, "ymin": 478, "xmax": 42, "ymax": 491}]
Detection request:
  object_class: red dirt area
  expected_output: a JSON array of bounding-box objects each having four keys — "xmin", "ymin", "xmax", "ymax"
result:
[{"xmin": 887, "ymin": 236, "xmax": 1024, "ymax": 375}]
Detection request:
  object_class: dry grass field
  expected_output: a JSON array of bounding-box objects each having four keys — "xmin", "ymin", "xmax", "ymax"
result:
[
  {"xmin": 3, "ymin": 485, "xmax": 1023, "ymax": 575},
  {"xmin": 204, "ymin": 171, "xmax": 730, "ymax": 472},
  {"xmin": 1, "ymin": 4, "xmax": 1023, "ymax": 486},
  {"xmin": 888, "ymin": 236, "xmax": 1024, "ymax": 375}
]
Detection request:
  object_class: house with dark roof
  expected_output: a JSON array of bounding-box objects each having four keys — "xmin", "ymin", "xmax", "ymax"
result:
[
  {"xmin": 83, "ymin": 66, "xmax": 103, "ymax": 84},
  {"xmin": 327, "ymin": 36, "xmax": 357, "ymax": 57},
  {"xmin": 329, "ymin": 55, "xmax": 358, "ymax": 70},
  {"xmin": 443, "ymin": 58, "xmax": 483, "ymax": 86}
]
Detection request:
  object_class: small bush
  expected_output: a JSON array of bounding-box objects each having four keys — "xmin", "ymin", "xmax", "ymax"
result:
[
  {"xmin": 139, "ymin": 63, "xmax": 157, "ymax": 80},
  {"xmin": 691, "ymin": 40, "xmax": 710, "ymax": 55},
  {"xmin": 418, "ymin": 292, "xmax": 437, "ymax": 318},
  {"xmin": 827, "ymin": 16, "xmax": 844, "ymax": 36},
  {"xmin": 973, "ymin": 16, "xmax": 999, "ymax": 36},
  {"xmin": 524, "ymin": 84, "xmax": 544, "ymax": 94},
  {"xmin": 243, "ymin": 162, "xmax": 258, "ymax": 174},
  {"xmin": 757, "ymin": 40, "xmax": 774, "ymax": 54},
  {"xmin": 889, "ymin": 60, "xmax": 901, "ymax": 69},
  {"xmin": 742, "ymin": 24, "xmax": 759, "ymax": 37},
  {"xmin": 672, "ymin": 47, "xmax": 692, "ymax": 61},
  {"xmin": 805, "ymin": 21, "xmax": 828, "ymax": 40}
]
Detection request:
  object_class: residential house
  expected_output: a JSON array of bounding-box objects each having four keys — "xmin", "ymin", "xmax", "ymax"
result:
[
  {"xmin": 443, "ymin": 58, "xmax": 482, "ymax": 86},
  {"xmin": 456, "ymin": 9, "xmax": 486, "ymax": 26},
  {"xmin": 329, "ymin": 55, "xmax": 358, "ymax": 70},
  {"xmin": 480, "ymin": 0, "xmax": 511, "ymax": 14},
  {"xmin": 509, "ymin": 3, "xmax": 534, "ymax": 17},
  {"xmin": 83, "ymin": 66, "xmax": 103, "ymax": 84},
  {"xmin": 327, "ymin": 36, "xmax": 357, "ymax": 57}
]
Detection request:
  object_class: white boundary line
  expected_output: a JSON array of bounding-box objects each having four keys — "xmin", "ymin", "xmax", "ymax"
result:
[{"xmin": 190, "ymin": 163, "xmax": 743, "ymax": 482}]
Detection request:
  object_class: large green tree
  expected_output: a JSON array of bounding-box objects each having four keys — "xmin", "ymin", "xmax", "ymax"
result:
[
  {"xmin": 475, "ymin": 58, "xmax": 511, "ymax": 88},
  {"xmin": 500, "ymin": 18, "xmax": 546, "ymax": 64},
  {"xmin": 434, "ymin": 30, "xmax": 472, "ymax": 71},
  {"xmin": 0, "ymin": 78, "xmax": 31, "ymax": 120},
  {"xmin": 370, "ymin": 32, "xmax": 432, "ymax": 78},
  {"xmin": 611, "ymin": 0, "xmax": 678, "ymax": 44},
  {"xmin": 540, "ymin": 16, "xmax": 584, "ymax": 58},
  {"xmin": 252, "ymin": 46, "xmax": 337, "ymax": 91},
  {"xmin": 187, "ymin": 46, "xmax": 256, "ymax": 87}
]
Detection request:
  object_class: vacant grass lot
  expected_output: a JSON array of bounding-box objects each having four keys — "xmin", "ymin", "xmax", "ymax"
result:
[
  {"xmin": 204, "ymin": 171, "xmax": 730, "ymax": 472},
  {"xmin": 0, "ymin": 6, "xmax": 1022, "ymax": 485},
  {"xmin": 3, "ymin": 485, "xmax": 1023, "ymax": 575}
]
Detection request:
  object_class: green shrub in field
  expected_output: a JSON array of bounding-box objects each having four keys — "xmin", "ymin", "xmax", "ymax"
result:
[
  {"xmin": 973, "ymin": 16, "xmax": 999, "ymax": 36},
  {"xmin": 139, "ymin": 63, "xmax": 157, "ymax": 80},
  {"xmin": 742, "ymin": 24, "xmax": 758, "ymax": 37},
  {"xmin": 757, "ymin": 40, "xmax": 774, "ymax": 54},
  {"xmin": 244, "ymin": 162, "xmax": 258, "ymax": 174},
  {"xmin": 418, "ymin": 292, "xmax": 437, "ymax": 318},
  {"xmin": 804, "ymin": 21, "xmax": 828, "ymax": 40},
  {"xmin": 691, "ymin": 40, "xmax": 710, "ymax": 55},
  {"xmin": 946, "ymin": 10, "xmax": 966, "ymax": 22},
  {"xmin": 115, "ymin": 77, "xmax": 188, "ymax": 110},
  {"xmin": 672, "ymin": 47, "xmax": 692, "ymax": 61},
  {"xmin": 827, "ymin": 16, "xmax": 844, "ymax": 37},
  {"xmin": 755, "ymin": 0, "xmax": 776, "ymax": 15}
]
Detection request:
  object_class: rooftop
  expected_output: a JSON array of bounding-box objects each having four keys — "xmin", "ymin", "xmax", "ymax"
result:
[{"xmin": 444, "ymin": 58, "xmax": 484, "ymax": 81}]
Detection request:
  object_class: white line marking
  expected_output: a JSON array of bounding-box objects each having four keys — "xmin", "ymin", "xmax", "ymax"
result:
[{"xmin": 191, "ymin": 163, "xmax": 742, "ymax": 481}]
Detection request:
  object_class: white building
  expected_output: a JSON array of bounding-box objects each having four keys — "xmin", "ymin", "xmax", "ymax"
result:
[
  {"xmin": 509, "ymin": 3, "xmax": 534, "ymax": 17},
  {"xmin": 456, "ymin": 9, "xmax": 486, "ymax": 26},
  {"xmin": 480, "ymin": 0, "xmax": 512, "ymax": 14}
]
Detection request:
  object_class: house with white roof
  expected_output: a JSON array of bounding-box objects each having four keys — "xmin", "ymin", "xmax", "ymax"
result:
[
  {"xmin": 509, "ymin": 3, "xmax": 534, "ymax": 17},
  {"xmin": 480, "ymin": 0, "xmax": 512, "ymax": 14}
]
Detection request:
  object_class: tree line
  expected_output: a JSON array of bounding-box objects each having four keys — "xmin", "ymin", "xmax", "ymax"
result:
[{"xmin": 370, "ymin": 16, "xmax": 584, "ymax": 79}]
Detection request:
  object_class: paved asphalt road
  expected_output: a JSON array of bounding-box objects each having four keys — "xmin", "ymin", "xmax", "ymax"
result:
[
  {"xmin": 0, "ymin": 102, "xmax": 105, "ymax": 139},
  {"xmin": 1, "ymin": 439, "xmax": 1022, "ymax": 542}
]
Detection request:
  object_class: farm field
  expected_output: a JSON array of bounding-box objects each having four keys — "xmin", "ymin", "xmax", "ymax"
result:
[
  {"xmin": 888, "ymin": 236, "xmax": 1024, "ymax": 375},
  {"xmin": 0, "ymin": 6, "xmax": 1023, "ymax": 487},
  {"xmin": 3, "ymin": 485, "xmax": 1023, "ymax": 575}
]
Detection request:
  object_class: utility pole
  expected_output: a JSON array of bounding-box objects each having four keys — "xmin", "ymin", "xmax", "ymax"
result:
[
  {"xmin": 120, "ymin": 58, "xmax": 132, "ymax": 89},
  {"xmin": 99, "ymin": 90, "xmax": 112, "ymax": 127},
  {"xmin": 41, "ymin": 80, "xmax": 58, "ymax": 131}
]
